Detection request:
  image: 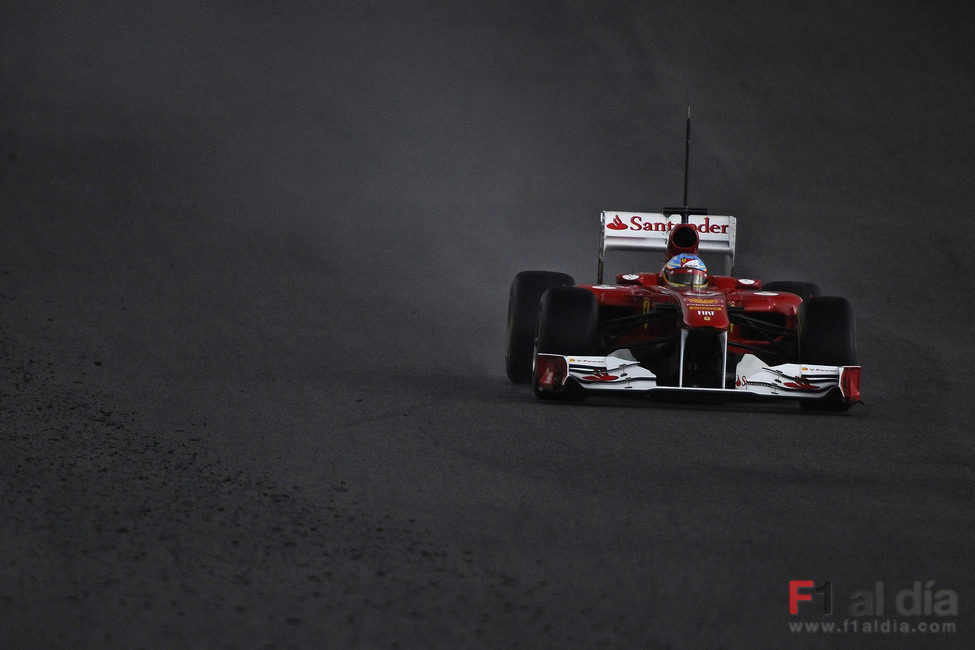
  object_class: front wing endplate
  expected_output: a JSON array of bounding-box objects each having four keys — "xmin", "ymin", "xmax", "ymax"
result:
[{"xmin": 535, "ymin": 352, "xmax": 861, "ymax": 403}]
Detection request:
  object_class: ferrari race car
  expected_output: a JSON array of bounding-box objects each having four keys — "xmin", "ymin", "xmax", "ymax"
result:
[{"xmin": 505, "ymin": 211, "xmax": 861, "ymax": 411}]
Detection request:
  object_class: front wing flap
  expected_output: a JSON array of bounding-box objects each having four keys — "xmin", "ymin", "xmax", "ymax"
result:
[{"xmin": 535, "ymin": 352, "xmax": 861, "ymax": 404}]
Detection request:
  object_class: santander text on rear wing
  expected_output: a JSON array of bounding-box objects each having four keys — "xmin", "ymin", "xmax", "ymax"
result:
[{"xmin": 599, "ymin": 212, "xmax": 737, "ymax": 276}]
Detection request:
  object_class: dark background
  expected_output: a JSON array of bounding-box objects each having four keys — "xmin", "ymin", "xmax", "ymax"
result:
[{"xmin": 2, "ymin": 1, "xmax": 972, "ymax": 646}]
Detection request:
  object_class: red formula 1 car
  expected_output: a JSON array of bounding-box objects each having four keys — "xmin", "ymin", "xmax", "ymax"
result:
[{"xmin": 506, "ymin": 210, "xmax": 861, "ymax": 411}]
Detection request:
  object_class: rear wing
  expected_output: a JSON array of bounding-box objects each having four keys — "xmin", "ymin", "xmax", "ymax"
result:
[{"xmin": 599, "ymin": 211, "xmax": 737, "ymax": 280}]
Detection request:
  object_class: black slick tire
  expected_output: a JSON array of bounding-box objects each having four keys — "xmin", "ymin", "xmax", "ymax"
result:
[
  {"xmin": 505, "ymin": 271, "xmax": 575, "ymax": 383},
  {"xmin": 532, "ymin": 286, "xmax": 598, "ymax": 401},
  {"xmin": 798, "ymin": 296, "xmax": 857, "ymax": 411}
]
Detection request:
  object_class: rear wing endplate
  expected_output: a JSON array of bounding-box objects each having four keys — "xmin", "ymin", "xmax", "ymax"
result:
[{"xmin": 599, "ymin": 211, "xmax": 737, "ymax": 279}]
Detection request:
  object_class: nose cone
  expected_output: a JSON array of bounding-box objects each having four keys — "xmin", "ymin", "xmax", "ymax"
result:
[{"xmin": 676, "ymin": 291, "xmax": 729, "ymax": 330}]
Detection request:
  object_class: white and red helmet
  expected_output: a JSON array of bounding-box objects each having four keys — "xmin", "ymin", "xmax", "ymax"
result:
[{"xmin": 663, "ymin": 254, "xmax": 709, "ymax": 289}]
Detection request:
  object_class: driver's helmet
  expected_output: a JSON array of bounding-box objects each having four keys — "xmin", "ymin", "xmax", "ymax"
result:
[{"xmin": 663, "ymin": 254, "xmax": 709, "ymax": 289}]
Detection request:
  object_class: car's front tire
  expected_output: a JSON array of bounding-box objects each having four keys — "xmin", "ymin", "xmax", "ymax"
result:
[
  {"xmin": 533, "ymin": 286, "xmax": 598, "ymax": 400},
  {"xmin": 535, "ymin": 286, "xmax": 599, "ymax": 356},
  {"xmin": 798, "ymin": 296, "xmax": 857, "ymax": 411},
  {"xmin": 506, "ymin": 271, "xmax": 575, "ymax": 383}
]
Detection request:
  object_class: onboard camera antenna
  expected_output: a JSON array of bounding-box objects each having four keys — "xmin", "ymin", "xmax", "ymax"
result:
[{"xmin": 663, "ymin": 105, "xmax": 707, "ymax": 224}]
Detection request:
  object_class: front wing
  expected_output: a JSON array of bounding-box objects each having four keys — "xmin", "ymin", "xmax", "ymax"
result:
[{"xmin": 534, "ymin": 352, "xmax": 861, "ymax": 404}]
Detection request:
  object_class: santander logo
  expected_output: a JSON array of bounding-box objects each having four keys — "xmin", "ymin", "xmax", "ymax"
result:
[{"xmin": 605, "ymin": 214, "xmax": 730, "ymax": 234}]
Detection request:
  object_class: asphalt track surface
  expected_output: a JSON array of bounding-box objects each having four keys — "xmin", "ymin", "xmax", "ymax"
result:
[{"xmin": 1, "ymin": 2, "xmax": 973, "ymax": 647}]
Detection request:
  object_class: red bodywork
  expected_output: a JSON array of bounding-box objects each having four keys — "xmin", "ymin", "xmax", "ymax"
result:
[
  {"xmin": 585, "ymin": 273, "xmax": 801, "ymax": 358},
  {"xmin": 581, "ymin": 222, "xmax": 803, "ymax": 385}
]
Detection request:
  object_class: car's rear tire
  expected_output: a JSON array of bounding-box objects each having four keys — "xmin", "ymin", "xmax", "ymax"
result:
[
  {"xmin": 533, "ymin": 286, "xmax": 599, "ymax": 400},
  {"xmin": 506, "ymin": 271, "xmax": 575, "ymax": 383},
  {"xmin": 798, "ymin": 296, "xmax": 857, "ymax": 411},
  {"xmin": 762, "ymin": 281, "xmax": 820, "ymax": 302}
]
